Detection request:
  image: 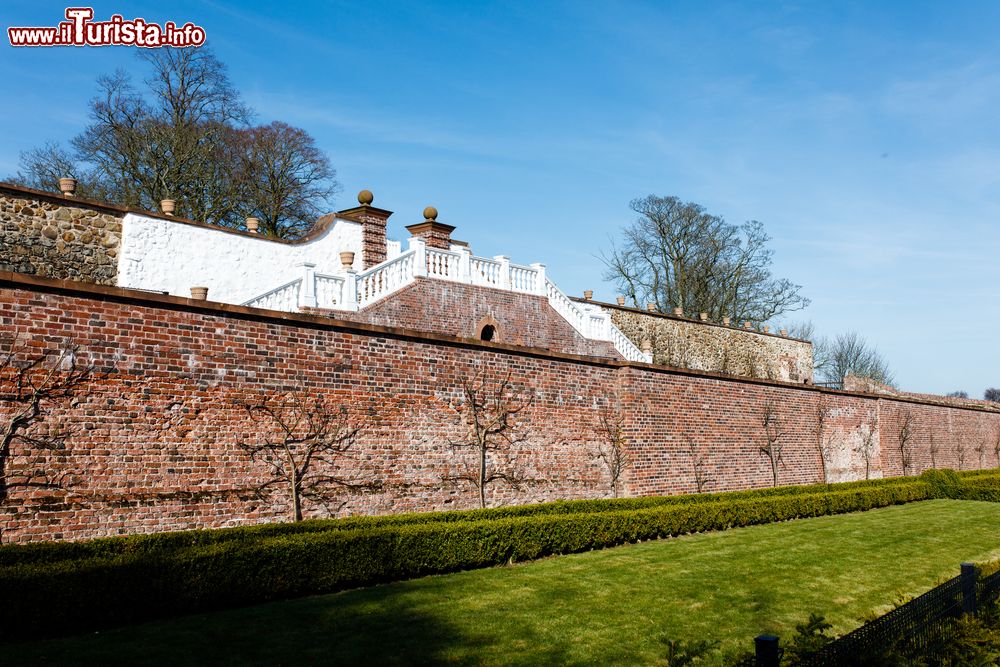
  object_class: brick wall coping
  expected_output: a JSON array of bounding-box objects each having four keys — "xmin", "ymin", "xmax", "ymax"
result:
[
  {"xmin": 0, "ymin": 181, "xmax": 341, "ymax": 245},
  {"xmin": 570, "ymin": 296, "xmax": 813, "ymax": 345},
  {"xmin": 4, "ymin": 270, "xmax": 998, "ymax": 416}
]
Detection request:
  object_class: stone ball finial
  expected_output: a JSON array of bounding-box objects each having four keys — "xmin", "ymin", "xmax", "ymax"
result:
[
  {"xmin": 423, "ymin": 206, "xmax": 438, "ymax": 221},
  {"xmin": 358, "ymin": 189, "xmax": 374, "ymax": 205}
]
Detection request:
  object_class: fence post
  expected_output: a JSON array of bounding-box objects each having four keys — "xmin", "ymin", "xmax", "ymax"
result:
[
  {"xmin": 961, "ymin": 562, "xmax": 978, "ymax": 614},
  {"xmin": 494, "ymin": 255, "xmax": 511, "ymax": 290},
  {"xmin": 298, "ymin": 262, "xmax": 317, "ymax": 309},
  {"xmin": 755, "ymin": 634, "xmax": 780, "ymax": 667}
]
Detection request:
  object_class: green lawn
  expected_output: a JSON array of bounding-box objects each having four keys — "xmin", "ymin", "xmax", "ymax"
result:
[{"xmin": 9, "ymin": 499, "xmax": 1000, "ymax": 666}]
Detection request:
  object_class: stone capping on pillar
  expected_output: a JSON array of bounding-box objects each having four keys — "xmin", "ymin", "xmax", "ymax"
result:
[
  {"xmin": 337, "ymin": 189, "xmax": 393, "ymax": 270},
  {"xmin": 405, "ymin": 206, "xmax": 456, "ymax": 250}
]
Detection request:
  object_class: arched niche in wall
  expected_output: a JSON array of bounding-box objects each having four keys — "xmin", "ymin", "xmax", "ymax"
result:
[{"xmin": 475, "ymin": 315, "xmax": 500, "ymax": 343}]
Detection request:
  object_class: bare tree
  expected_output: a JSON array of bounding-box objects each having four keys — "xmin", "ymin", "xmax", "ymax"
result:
[
  {"xmin": 813, "ymin": 332, "xmax": 894, "ymax": 389},
  {"xmin": 234, "ymin": 122, "xmax": 339, "ymax": 237},
  {"xmin": 684, "ymin": 436, "xmax": 714, "ymax": 493},
  {"xmin": 993, "ymin": 420, "xmax": 1000, "ymax": 466},
  {"xmin": 447, "ymin": 370, "xmax": 533, "ymax": 509},
  {"xmin": 814, "ymin": 396, "xmax": 833, "ymax": 483},
  {"xmin": 594, "ymin": 399, "xmax": 631, "ymax": 498},
  {"xmin": 855, "ymin": 413, "xmax": 879, "ymax": 480},
  {"xmin": 12, "ymin": 47, "xmax": 338, "ymax": 238},
  {"xmin": 897, "ymin": 409, "xmax": 915, "ymax": 476},
  {"xmin": 237, "ymin": 393, "xmax": 376, "ymax": 522},
  {"xmin": 928, "ymin": 428, "xmax": 941, "ymax": 469},
  {"xmin": 955, "ymin": 441, "xmax": 968, "ymax": 471},
  {"xmin": 974, "ymin": 430, "xmax": 987, "ymax": 470},
  {"xmin": 946, "ymin": 391, "xmax": 969, "ymax": 399},
  {"xmin": 759, "ymin": 399, "xmax": 787, "ymax": 487},
  {"xmin": 0, "ymin": 338, "xmax": 91, "ymax": 503},
  {"xmin": 985, "ymin": 388, "xmax": 1000, "ymax": 403},
  {"xmin": 601, "ymin": 195, "xmax": 808, "ymax": 323}
]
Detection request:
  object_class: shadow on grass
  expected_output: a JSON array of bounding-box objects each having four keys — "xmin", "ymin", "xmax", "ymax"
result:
[{"xmin": 7, "ymin": 577, "xmax": 572, "ymax": 667}]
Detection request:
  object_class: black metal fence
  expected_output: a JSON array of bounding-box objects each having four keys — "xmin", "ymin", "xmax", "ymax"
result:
[{"xmin": 745, "ymin": 563, "xmax": 1000, "ymax": 666}]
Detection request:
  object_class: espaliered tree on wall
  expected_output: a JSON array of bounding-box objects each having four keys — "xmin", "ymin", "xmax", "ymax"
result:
[
  {"xmin": 594, "ymin": 396, "xmax": 631, "ymax": 498},
  {"xmin": 236, "ymin": 393, "xmax": 380, "ymax": 522},
  {"xmin": 0, "ymin": 337, "xmax": 91, "ymax": 509},
  {"xmin": 855, "ymin": 413, "xmax": 880, "ymax": 480},
  {"xmin": 993, "ymin": 421, "xmax": 1000, "ymax": 466},
  {"xmin": 759, "ymin": 399, "xmax": 787, "ymax": 487},
  {"xmin": 814, "ymin": 396, "xmax": 833, "ymax": 483},
  {"xmin": 897, "ymin": 408, "xmax": 915, "ymax": 476},
  {"xmin": 684, "ymin": 435, "xmax": 714, "ymax": 493},
  {"xmin": 446, "ymin": 369, "xmax": 534, "ymax": 509},
  {"xmin": 929, "ymin": 428, "xmax": 941, "ymax": 469}
]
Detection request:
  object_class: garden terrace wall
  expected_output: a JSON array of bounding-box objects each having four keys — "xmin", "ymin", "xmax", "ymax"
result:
[
  {"xmin": 0, "ymin": 185, "xmax": 124, "ymax": 285},
  {"xmin": 1, "ymin": 273, "xmax": 999, "ymax": 543},
  {"xmin": 341, "ymin": 278, "xmax": 618, "ymax": 358},
  {"xmin": 596, "ymin": 300, "xmax": 814, "ymax": 383}
]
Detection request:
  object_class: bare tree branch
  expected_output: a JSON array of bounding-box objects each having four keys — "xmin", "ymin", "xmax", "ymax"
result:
[
  {"xmin": 759, "ymin": 399, "xmax": 787, "ymax": 487},
  {"xmin": 0, "ymin": 337, "xmax": 92, "ymax": 506},
  {"xmin": 594, "ymin": 395, "xmax": 630, "ymax": 498},
  {"xmin": 446, "ymin": 369, "xmax": 534, "ymax": 509},
  {"xmin": 236, "ymin": 393, "xmax": 378, "ymax": 522},
  {"xmin": 601, "ymin": 195, "xmax": 808, "ymax": 324}
]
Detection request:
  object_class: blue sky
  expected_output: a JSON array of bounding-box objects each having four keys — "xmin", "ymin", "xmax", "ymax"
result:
[{"xmin": 3, "ymin": 1, "xmax": 999, "ymax": 396}]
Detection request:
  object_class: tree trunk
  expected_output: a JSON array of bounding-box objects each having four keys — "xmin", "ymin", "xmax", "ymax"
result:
[
  {"xmin": 478, "ymin": 444, "xmax": 487, "ymax": 509},
  {"xmin": 289, "ymin": 471, "xmax": 302, "ymax": 522}
]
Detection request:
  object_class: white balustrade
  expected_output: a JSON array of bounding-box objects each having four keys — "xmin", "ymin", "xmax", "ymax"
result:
[
  {"xmin": 425, "ymin": 248, "xmax": 461, "ymax": 280},
  {"xmin": 509, "ymin": 263, "xmax": 539, "ymax": 293},
  {"xmin": 358, "ymin": 249, "xmax": 416, "ymax": 306},
  {"xmin": 609, "ymin": 324, "xmax": 650, "ymax": 363},
  {"xmin": 545, "ymin": 279, "xmax": 590, "ymax": 337},
  {"xmin": 315, "ymin": 274, "xmax": 347, "ymax": 309},
  {"xmin": 243, "ymin": 279, "xmax": 302, "ymax": 311},
  {"xmin": 471, "ymin": 256, "xmax": 501, "ymax": 286},
  {"xmin": 242, "ymin": 245, "xmax": 652, "ymax": 363}
]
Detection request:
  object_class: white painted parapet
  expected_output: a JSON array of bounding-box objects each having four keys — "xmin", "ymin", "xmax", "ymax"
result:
[{"xmin": 117, "ymin": 213, "xmax": 363, "ymax": 304}]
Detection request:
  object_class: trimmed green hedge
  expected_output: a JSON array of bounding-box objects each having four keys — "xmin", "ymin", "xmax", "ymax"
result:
[
  {"xmin": 0, "ymin": 475, "xmax": 926, "ymax": 568},
  {"xmin": 0, "ymin": 481, "xmax": 931, "ymax": 641}
]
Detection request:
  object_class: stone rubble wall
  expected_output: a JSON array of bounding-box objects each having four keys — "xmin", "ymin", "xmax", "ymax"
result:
[
  {"xmin": 604, "ymin": 304, "xmax": 813, "ymax": 383},
  {"xmin": 0, "ymin": 190, "xmax": 123, "ymax": 285}
]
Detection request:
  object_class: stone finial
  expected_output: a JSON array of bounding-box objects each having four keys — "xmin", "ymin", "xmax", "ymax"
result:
[
  {"xmin": 245, "ymin": 217, "xmax": 260, "ymax": 233},
  {"xmin": 59, "ymin": 177, "xmax": 77, "ymax": 196},
  {"xmin": 673, "ymin": 307, "xmax": 684, "ymax": 317},
  {"xmin": 646, "ymin": 302, "xmax": 657, "ymax": 312},
  {"xmin": 616, "ymin": 296, "xmax": 626, "ymax": 306},
  {"xmin": 763, "ymin": 325, "xmax": 771, "ymax": 333},
  {"xmin": 699, "ymin": 312, "xmax": 708, "ymax": 322},
  {"xmin": 780, "ymin": 329, "xmax": 788, "ymax": 337},
  {"xmin": 358, "ymin": 189, "xmax": 374, "ymax": 205},
  {"xmin": 190, "ymin": 286, "xmax": 208, "ymax": 301},
  {"xmin": 160, "ymin": 199, "xmax": 176, "ymax": 216},
  {"xmin": 743, "ymin": 321, "xmax": 752, "ymax": 330},
  {"xmin": 722, "ymin": 316, "xmax": 731, "ymax": 326},
  {"xmin": 340, "ymin": 251, "xmax": 356, "ymax": 270},
  {"xmin": 583, "ymin": 290, "xmax": 593, "ymax": 300},
  {"xmin": 423, "ymin": 206, "xmax": 438, "ymax": 221},
  {"xmin": 641, "ymin": 337, "xmax": 652, "ymax": 354}
]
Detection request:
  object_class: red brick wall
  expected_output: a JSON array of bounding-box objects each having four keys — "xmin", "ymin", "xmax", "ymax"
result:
[
  {"xmin": 1, "ymin": 275, "xmax": 998, "ymax": 543},
  {"xmin": 346, "ymin": 278, "xmax": 618, "ymax": 359}
]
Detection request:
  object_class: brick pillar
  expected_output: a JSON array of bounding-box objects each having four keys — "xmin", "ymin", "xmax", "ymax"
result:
[
  {"xmin": 337, "ymin": 190, "xmax": 393, "ymax": 270},
  {"xmin": 405, "ymin": 206, "xmax": 455, "ymax": 250}
]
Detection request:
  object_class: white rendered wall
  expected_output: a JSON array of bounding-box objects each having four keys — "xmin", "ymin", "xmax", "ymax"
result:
[{"xmin": 117, "ymin": 214, "xmax": 363, "ymax": 303}]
